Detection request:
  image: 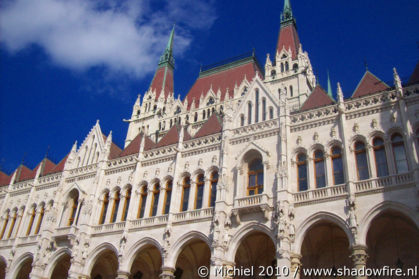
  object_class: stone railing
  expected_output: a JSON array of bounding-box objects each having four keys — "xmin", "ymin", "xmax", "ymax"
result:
[
  {"xmin": 293, "ymin": 184, "xmax": 347, "ymax": 204},
  {"xmin": 355, "ymin": 172, "xmax": 414, "ymax": 193},
  {"xmin": 234, "ymin": 194, "xmax": 270, "ymax": 208},
  {"xmin": 69, "ymin": 163, "xmax": 98, "ymax": 176},
  {"xmin": 130, "ymin": 215, "xmax": 169, "ymax": 229},
  {"xmin": 92, "ymin": 222, "xmax": 126, "ymax": 234},
  {"xmin": 54, "ymin": 225, "xmax": 79, "ymax": 238},
  {"xmin": 18, "ymin": 234, "xmax": 39, "ymax": 246},
  {"xmin": 173, "ymin": 207, "xmax": 214, "ymax": 223},
  {"xmin": 0, "ymin": 238, "xmax": 15, "ymax": 248}
]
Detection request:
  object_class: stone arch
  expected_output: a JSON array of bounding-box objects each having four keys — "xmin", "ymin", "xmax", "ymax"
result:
[
  {"xmin": 227, "ymin": 222, "xmax": 276, "ymax": 262},
  {"xmin": 387, "ymin": 126, "xmax": 404, "ymax": 138},
  {"xmin": 192, "ymin": 168, "xmax": 205, "ymax": 178},
  {"xmin": 123, "ymin": 237, "xmax": 163, "ymax": 271},
  {"xmin": 309, "ymin": 143, "xmax": 325, "ymax": 154},
  {"xmin": 295, "ymin": 211, "xmax": 353, "ymax": 254},
  {"xmin": 205, "ymin": 165, "xmax": 219, "ymax": 175},
  {"xmin": 46, "ymin": 248, "xmax": 72, "ymax": 279},
  {"xmin": 110, "ymin": 185, "xmax": 121, "ymax": 193},
  {"xmin": 0, "ymin": 255, "xmax": 7, "ymax": 279},
  {"xmin": 349, "ymin": 134, "xmax": 368, "ymax": 147},
  {"xmin": 326, "ymin": 139, "xmax": 343, "ymax": 150},
  {"xmin": 292, "ymin": 146, "xmax": 308, "ymax": 158},
  {"xmin": 122, "ymin": 183, "xmax": 132, "ymax": 192},
  {"xmin": 368, "ymin": 130, "xmax": 387, "ymax": 143},
  {"xmin": 166, "ymin": 231, "xmax": 210, "ymax": 268},
  {"xmin": 358, "ymin": 201, "xmax": 418, "ymax": 246},
  {"xmin": 85, "ymin": 242, "xmax": 119, "ymax": 275},
  {"xmin": 10, "ymin": 252, "xmax": 33, "ymax": 279}
]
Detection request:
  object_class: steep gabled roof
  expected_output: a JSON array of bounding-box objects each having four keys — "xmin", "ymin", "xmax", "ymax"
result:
[
  {"xmin": 194, "ymin": 113, "xmax": 223, "ymax": 138},
  {"xmin": 185, "ymin": 57, "xmax": 262, "ymax": 110},
  {"xmin": 277, "ymin": 24, "xmax": 300, "ymax": 59},
  {"xmin": 17, "ymin": 165, "xmax": 35, "ymax": 182},
  {"xmin": 109, "ymin": 142, "xmax": 122, "ymax": 159},
  {"xmin": 50, "ymin": 154, "xmax": 68, "ymax": 174},
  {"xmin": 352, "ymin": 71, "xmax": 389, "ymax": 98},
  {"xmin": 300, "ymin": 85, "xmax": 335, "ymax": 111},
  {"xmin": 183, "ymin": 127, "xmax": 192, "ymax": 141},
  {"xmin": 119, "ymin": 133, "xmax": 142, "ymax": 157},
  {"xmin": 156, "ymin": 125, "xmax": 179, "ymax": 148},
  {"xmin": 39, "ymin": 158, "xmax": 56, "ymax": 177},
  {"xmin": 408, "ymin": 60, "xmax": 419, "ymax": 84},
  {"xmin": 149, "ymin": 66, "xmax": 174, "ymax": 100},
  {"xmin": 0, "ymin": 171, "xmax": 11, "ymax": 186}
]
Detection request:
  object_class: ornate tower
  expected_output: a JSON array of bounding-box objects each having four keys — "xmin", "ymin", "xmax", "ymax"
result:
[{"xmin": 264, "ymin": 0, "xmax": 316, "ymax": 111}]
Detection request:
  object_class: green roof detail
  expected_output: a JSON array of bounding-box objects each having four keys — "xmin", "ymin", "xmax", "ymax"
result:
[
  {"xmin": 281, "ymin": 0, "xmax": 296, "ymax": 26},
  {"xmin": 158, "ymin": 25, "xmax": 175, "ymax": 68},
  {"xmin": 327, "ymin": 71, "xmax": 333, "ymax": 99}
]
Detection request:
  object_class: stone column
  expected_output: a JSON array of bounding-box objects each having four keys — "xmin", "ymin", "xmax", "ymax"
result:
[
  {"xmin": 350, "ymin": 245, "xmax": 368, "ymax": 279},
  {"xmin": 105, "ymin": 196, "xmax": 115, "ymax": 223},
  {"xmin": 290, "ymin": 253, "xmax": 302, "ymax": 279},
  {"xmin": 160, "ymin": 266, "xmax": 175, "ymax": 279},
  {"xmin": 117, "ymin": 270, "xmax": 130, "ymax": 279},
  {"xmin": 367, "ymin": 144, "xmax": 377, "ymax": 179}
]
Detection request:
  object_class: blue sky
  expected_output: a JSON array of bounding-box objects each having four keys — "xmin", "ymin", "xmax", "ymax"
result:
[{"xmin": 0, "ymin": 0, "xmax": 418, "ymax": 174}]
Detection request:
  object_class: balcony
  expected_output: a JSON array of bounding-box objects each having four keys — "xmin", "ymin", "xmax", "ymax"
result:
[
  {"xmin": 173, "ymin": 208, "xmax": 214, "ymax": 224},
  {"xmin": 17, "ymin": 234, "xmax": 40, "ymax": 246},
  {"xmin": 355, "ymin": 172, "xmax": 415, "ymax": 195},
  {"xmin": 130, "ymin": 215, "xmax": 168, "ymax": 230},
  {"xmin": 293, "ymin": 184, "xmax": 347, "ymax": 205},
  {"xmin": 92, "ymin": 222, "xmax": 126, "ymax": 235},
  {"xmin": 0, "ymin": 238, "xmax": 15, "ymax": 249},
  {"xmin": 232, "ymin": 194, "xmax": 273, "ymax": 223},
  {"xmin": 53, "ymin": 226, "xmax": 79, "ymax": 240}
]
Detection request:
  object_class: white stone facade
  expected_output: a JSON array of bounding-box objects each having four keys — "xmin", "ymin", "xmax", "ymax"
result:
[{"xmin": 1, "ymin": 3, "xmax": 419, "ymax": 279}]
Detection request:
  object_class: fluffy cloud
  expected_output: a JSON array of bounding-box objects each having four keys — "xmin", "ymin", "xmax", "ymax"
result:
[{"xmin": 0, "ymin": 0, "xmax": 216, "ymax": 77}]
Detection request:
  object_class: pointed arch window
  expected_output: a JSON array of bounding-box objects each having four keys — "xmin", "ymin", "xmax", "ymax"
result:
[
  {"xmin": 314, "ymin": 150, "xmax": 326, "ymax": 188},
  {"xmin": 195, "ymin": 174, "xmax": 205, "ymax": 209},
  {"xmin": 209, "ymin": 171, "xmax": 218, "ymax": 207},
  {"xmin": 121, "ymin": 188, "xmax": 131, "ymax": 222},
  {"xmin": 355, "ymin": 141, "xmax": 369, "ymax": 180},
  {"xmin": 262, "ymin": 98, "xmax": 266, "ymax": 121},
  {"xmin": 180, "ymin": 176, "xmax": 191, "ymax": 212},
  {"xmin": 331, "ymin": 146, "xmax": 344, "ymax": 185},
  {"xmin": 297, "ymin": 153, "xmax": 308, "ymax": 191},
  {"xmin": 373, "ymin": 137, "xmax": 389, "ymax": 177},
  {"xmin": 281, "ymin": 63, "xmax": 284, "ymax": 73},
  {"xmin": 7, "ymin": 211, "xmax": 16, "ymax": 239},
  {"xmin": 26, "ymin": 206, "xmax": 36, "ymax": 236},
  {"xmin": 137, "ymin": 185, "xmax": 148, "ymax": 219},
  {"xmin": 202, "ymin": 110, "xmax": 206, "ymax": 120},
  {"xmin": 163, "ymin": 180, "xmax": 173, "ymax": 215},
  {"xmin": 110, "ymin": 190, "xmax": 120, "ymax": 223},
  {"xmin": 285, "ymin": 62, "xmax": 289, "ymax": 71},
  {"xmin": 194, "ymin": 112, "xmax": 198, "ymax": 122},
  {"xmin": 248, "ymin": 159, "xmax": 264, "ymax": 195},
  {"xmin": 255, "ymin": 89, "xmax": 259, "ymax": 123},
  {"xmin": 269, "ymin": 107, "xmax": 274, "ymax": 119},
  {"xmin": 240, "ymin": 114, "xmax": 245, "ymax": 127},
  {"xmin": 0, "ymin": 212, "xmax": 9, "ymax": 239},
  {"xmin": 68, "ymin": 194, "xmax": 79, "ymax": 226},
  {"xmin": 34, "ymin": 205, "xmax": 44, "ymax": 234},
  {"xmin": 391, "ymin": 133, "xmax": 408, "ymax": 173},
  {"xmin": 290, "ymin": 85, "xmax": 293, "ymax": 97},
  {"xmin": 247, "ymin": 102, "xmax": 252, "ymax": 125},
  {"xmin": 150, "ymin": 183, "xmax": 160, "ymax": 217},
  {"xmin": 99, "ymin": 192, "xmax": 109, "ymax": 224}
]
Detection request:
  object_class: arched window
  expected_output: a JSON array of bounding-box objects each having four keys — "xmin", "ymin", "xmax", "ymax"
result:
[
  {"xmin": 170, "ymin": 119, "xmax": 173, "ymax": 127},
  {"xmin": 207, "ymin": 108, "xmax": 210, "ymax": 117},
  {"xmin": 209, "ymin": 171, "xmax": 218, "ymax": 207},
  {"xmin": 195, "ymin": 174, "xmax": 205, "ymax": 209},
  {"xmin": 163, "ymin": 180, "xmax": 172, "ymax": 215},
  {"xmin": 285, "ymin": 62, "xmax": 289, "ymax": 71},
  {"xmin": 278, "ymin": 88, "xmax": 281, "ymax": 99},
  {"xmin": 68, "ymin": 193, "xmax": 79, "ymax": 226},
  {"xmin": 248, "ymin": 159, "xmax": 263, "ymax": 195},
  {"xmin": 262, "ymin": 98, "xmax": 266, "ymax": 121},
  {"xmin": 99, "ymin": 192, "xmax": 109, "ymax": 224},
  {"xmin": 269, "ymin": 107, "xmax": 274, "ymax": 119},
  {"xmin": 150, "ymin": 183, "xmax": 160, "ymax": 217},
  {"xmin": 110, "ymin": 190, "xmax": 120, "ymax": 223},
  {"xmin": 290, "ymin": 85, "xmax": 293, "ymax": 97},
  {"xmin": 355, "ymin": 141, "xmax": 369, "ymax": 180},
  {"xmin": 194, "ymin": 112, "xmax": 198, "ymax": 122},
  {"xmin": 26, "ymin": 206, "xmax": 36, "ymax": 236},
  {"xmin": 240, "ymin": 115, "xmax": 245, "ymax": 127},
  {"xmin": 0, "ymin": 212, "xmax": 9, "ymax": 239},
  {"xmin": 7, "ymin": 211, "xmax": 16, "ymax": 239},
  {"xmin": 137, "ymin": 185, "xmax": 148, "ymax": 219},
  {"xmin": 391, "ymin": 133, "xmax": 408, "ymax": 173},
  {"xmin": 34, "ymin": 205, "xmax": 44, "ymax": 234},
  {"xmin": 281, "ymin": 63, "xmax": 284, "ymax": 73},
  {"xmin": 373, "ymin": 137, "xmax": 389, "ymax": 177},
  {"xmin": 314, "ymin": 150, "xmax": 326, "ymax": 188},
  {"xmin": 297, "ymin": 153, "xmax": 308, "ymax": 191},
  {"xmin": 202, "ymin": 110, "xmax": 206, "ymax": 120},
  {"xmin": 331, "ymin": 146, "xmax": 344, "ymax": 185},
  {"xmin": 180, "ymin": 176, "xmax": 191, "ymax": 212},
  {"xmin": 247, "ymin": 102, "xmax": 252, "ymax": 125},
  {"xmin": 121, "ymin": 188, "xmax": 131, "ymax": 221},
  {"xmin": 255, "ymin": 89, "xmax": 259, "ymax": 123}
]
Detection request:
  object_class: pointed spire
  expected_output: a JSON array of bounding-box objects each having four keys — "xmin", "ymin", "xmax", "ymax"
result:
[
  {"xmin": 337, "ymin": 82, "xmax": 344, "ymax": 104},
  {"xmin": 393, "ymin": 67, "xmax": 403, "ymax": 96},
  {"xmin": 327, "ymin": 71, "xmax": 333, "ymax": 98},
  {"xmin": 281, "ymin": 0, "xmax": 295, "ymax": 25},
  {"xmin": 158, "ymin": 25, "xmax": 175, "ymax": 68}
]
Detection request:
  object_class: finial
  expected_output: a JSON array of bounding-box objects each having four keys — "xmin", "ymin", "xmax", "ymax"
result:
[
  {"xmin": 364, "ymin": 59, "xmax": 368, "ymax": 71},
  {"xmin": 393, "ymin": 67, "xmax": 402, "ymax": 93},
  {"xmin": 327, "ymin": 70, "xmax": 333, "ymax": 98},
  {"xmin": 337, "ymin": 82, "xmax": 344, "ymax": 104},
  {"xmin": 44, "ymin": 145, "xmax": 51, "ymax": 160}
]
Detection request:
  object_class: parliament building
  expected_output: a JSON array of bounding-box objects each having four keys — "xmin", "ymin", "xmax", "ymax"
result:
[{"xmin": 1, "ymin": 1, "xmax": 418, "ymax": 278}]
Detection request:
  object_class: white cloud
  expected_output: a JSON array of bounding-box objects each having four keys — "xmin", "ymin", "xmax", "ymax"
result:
[{"xmin": 0, "ymin": 0, "xmax": 216, "ymax": 77}]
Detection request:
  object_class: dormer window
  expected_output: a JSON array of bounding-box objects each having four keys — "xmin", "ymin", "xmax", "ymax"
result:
[
  {"xmin": 207, "ymin": 97, "xmax": 215, "ymax": 106},
  {"xmin": 174, "ymin": 106, "xmax": 181, "ymax": 115},
  {"xmin": 241, "ymin": 86, "xmax": 248, "ymax": 96},
  {"xmin": 271, "ymin": 70, "xmax": 276, "ymax": 79},
  {"xmin": 281, "ymin": 54, "xmax": 287, "ymax": 59},
  {"xmin": 293, "ymin": 63, "xmax": 298, "ymax": 72}
]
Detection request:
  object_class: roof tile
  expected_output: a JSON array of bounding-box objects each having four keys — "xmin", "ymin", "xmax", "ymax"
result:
[
  {"xmin": 300, "ymin": 85, "xmax": 335, "ymax": 111},
  {"xmin": 277, "ymin": 24, "xmax": 300, "ymax": 59},
  {"xmin": 0, "ymin": 171, "xmax": 10, "ymax": 186},
  {"xmin": 194, "ymin": 113, "xmax": 222, "ymax": 138},
  {"xmin": 352, "ymin": 71, "xmax": 389, "ymax": 98}
]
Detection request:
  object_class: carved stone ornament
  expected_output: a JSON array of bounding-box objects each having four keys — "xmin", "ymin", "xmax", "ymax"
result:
[
  {"xmin": 313, "ymin": 132, "xmax": 319, "ymax": 142},
  {"xmin": 330, "ymin": 127, "xmax": 336, "ymax": 138},
  {"xmin": 296, "ymin": 136, "xmax": 302, "ymax": 145},
  {"xmin": 353, "ymin": 123, "xmax": 359, "ymax": 133},
  {"xmin": 371, "ymin": 119, "xmax": 378, "ymax": 128}
]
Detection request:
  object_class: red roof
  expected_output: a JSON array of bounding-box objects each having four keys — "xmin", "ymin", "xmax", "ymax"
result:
[
  {"xmin": 183, "ymin": 127, "xmax": 192, "ymax": 141},
  {"xmin": 119, "ymin": 133, "xmax": 142, "ymax": 157},
  {"xmin": 277, "ymin": 24, "xmax": 300, "ymax": 59},
  {"xmin": 40, "ymin": 159, "xmax": 56, "ymax": 176},
  {"xmin": 185, "ymin": 59, "xmax": 261, "ymax": 110},
  {"xmin": 352, "ymin": 71, "xmax": 389, "ymax": 98},
  {"xmin": 149, "ymin": 65, "xmax": 174, "ymax": 100},
  {"xmin": 109, "ymin": 142, "xmax": 122, "ymax": 159},
  {"xmin": 17, "ymin": 165, "xmax": 36, "ymax": 182},
  {"xmin": 0, "ymin": 171, "xmax": 10, "ymax": 186},
  {"xmin": 156, "ymin": 125, "xmax": 179, "ymax": 148},
  {"xmin": 50, "ymin": 154, "xmax": 68, "ymax": 173},
  {"xmin": 300, "ymin": 85, "xmax": 335, "ymax": 111},
  {"xmin": 409, "ymin": 60, "xmax": 419, "ymax": 84},
  {"xmin": 194, "ymin": 113, "xmax": 222, "ymax": 138}
]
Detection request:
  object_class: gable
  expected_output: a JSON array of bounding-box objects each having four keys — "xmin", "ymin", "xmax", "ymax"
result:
[
  {"xmin": 352, "ymin": 71, "xmax": 389, "ymax": 98},
  {"xmin": 300, "ymin": 85, "xmax": 335, "ymax": 111},
  {"xmin": 194, "ymin": 113, "xmax": 222, "ymax": 138}
]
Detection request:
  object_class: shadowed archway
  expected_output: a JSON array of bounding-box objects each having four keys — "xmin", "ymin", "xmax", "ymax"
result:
[
  {"xmin": 90, "ymin": 249, "xmax": 119, "ymax": 279},
  {"xmin": 175, "ymin": 239, "xmax": 210, "ymax": 279},
  {"xmin": 129, "ymin": 244, "xmax": 162, "ymax": 279},
  {"xmin": 50, "ymin": 253, "xmax": 71, "ymax": 279}
]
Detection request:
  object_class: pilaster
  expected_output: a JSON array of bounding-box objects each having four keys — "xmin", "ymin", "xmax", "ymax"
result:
[{"xmin": 350, "ymin": 245, "xmax": 368, "ymax": 279}]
